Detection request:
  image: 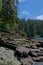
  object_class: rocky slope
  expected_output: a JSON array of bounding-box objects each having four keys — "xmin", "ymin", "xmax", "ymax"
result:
[{"xmin": 0, "ymin": 37, "xmax": 43, "ymax": 65}]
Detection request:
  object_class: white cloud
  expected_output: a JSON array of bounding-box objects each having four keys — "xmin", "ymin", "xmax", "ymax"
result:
[
  {"xmin": 22, "ymin": 10, "xmax": 30, "ymax": 16},
  {"xmin": 18, "ymin": 0, "xmax": 25, "ymax": 2},
  {"xmin": 36, "ymin": 15, "xmax": 43, "ymax": 20}
]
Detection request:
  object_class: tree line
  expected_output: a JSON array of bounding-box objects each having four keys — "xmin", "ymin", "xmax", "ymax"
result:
[
  {"xmin": 18, "ymin": 19, "xmax": 43, "ymax": 38},
  {"xmin": 0, "ymin": 0, "xmax": 43, "ymax": 38}
]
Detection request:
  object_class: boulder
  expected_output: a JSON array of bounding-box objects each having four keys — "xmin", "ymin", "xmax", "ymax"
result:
[
  {"xmin": 15, "ymin": 46, "xmax": 30, "ymax": 58},
  {"xmin": 0, "ymin": 38, "xmax": 18, "ymax": 50},
  {"xmin": 32, "ymin": 56, "xmax": 43, "ymax": 62},
  {"xmin": 29, "ymin": 44, "xmax": 37, "ymax": 49},
  {"xmin": 29, "ymin": 49, "xmax": 40, "ymax": 57},
  {"xmin": 21, "ymin": 43, "xmax": 30, "ymax": 48},
  {"xmin": 39, "ymin": 48, "xmax": 43, "ymax": 51},
  {"xmin": 20, "ymin": 56, "xmax": 33, "ymax": 65},
  {"xmin": 0, "ymin": 47, "xmax": 21, "ymax": 65}
]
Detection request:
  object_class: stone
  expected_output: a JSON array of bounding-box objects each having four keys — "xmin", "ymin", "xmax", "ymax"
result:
[
  {"xmin": 29, "ymin": 49, "xmax": 40, "ymax": 57},
  {"xmin": 15, "ymin": 46, "xmax": 30, "ymax": 58},
  {"xmin": 32, "ymin": 56, "xmax": 43, "ymax": 62},
  {"xmin": 20, "ymin": 56, "xmax": 33, "ymax": 65}
]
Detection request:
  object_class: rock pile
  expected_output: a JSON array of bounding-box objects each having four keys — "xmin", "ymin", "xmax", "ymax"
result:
[{"xmin": 0, "ymin": 38, "xmax": 43, "ymax": 65}]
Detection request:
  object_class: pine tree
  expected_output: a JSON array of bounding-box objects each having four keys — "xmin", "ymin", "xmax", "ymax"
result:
[{"xmin": 0, "ymin": 0, "xmax": 19, "ymax": 31}]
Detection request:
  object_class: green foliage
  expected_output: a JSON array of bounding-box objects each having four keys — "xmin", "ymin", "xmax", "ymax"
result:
[
  {"xmin": 0, "ymin": 0, "xmax": 2, "ymax": 10},
  {"xmin": 18, "ymin": 19, "xmax": 43, "ymax": 38},
  {"xmin": 0, "ymin": 0, "xmax": 19, "ymax": 31}
]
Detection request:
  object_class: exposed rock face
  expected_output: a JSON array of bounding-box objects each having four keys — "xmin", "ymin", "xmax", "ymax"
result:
[
  {"xmin": 0, "ymin": 47, "xmax": 21, "ymax": 65},
  {"xmin": 0, "ymin": 38, "xmax": 43, "ymax": 65}
]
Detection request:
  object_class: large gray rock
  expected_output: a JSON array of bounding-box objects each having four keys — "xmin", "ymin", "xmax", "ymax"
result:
[
  {"xmin": 21, "ymin": 42, "xmax": 38, "ymax": 49},
  {"xmin": 29, "ymin": 49, "xmax": 40, "ymax": 57},
  {"xmin": 0, "ymin": 47, "xmax": 21, "ymax": 65},
  {"xmin": 20, "ymin": 56, "xmax": 33, "ymax": 65},
  {"xmin": 15, "ymin": 46, "xmax": 30, "ymax": 58},
  {"xmin": 0, "ymin": 38, "xmax": 18, "ymax": 50},
  {"xmin": 21, "ymin": 43, "xmax": 30, "ymax": 48},
  {"xmin": 32, "ymin": 56, "xmax": 43, "ymax": 62}
]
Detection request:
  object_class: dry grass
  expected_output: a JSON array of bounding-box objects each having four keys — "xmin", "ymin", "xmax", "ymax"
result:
[{"xmin": 15, "ymin": 39, "xmax": 32, "ymax": 44}]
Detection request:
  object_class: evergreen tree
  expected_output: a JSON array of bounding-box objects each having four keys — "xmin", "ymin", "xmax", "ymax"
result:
[{"xmin": 0, "ymin": 0, "xmax": 19, "ymax": 31}]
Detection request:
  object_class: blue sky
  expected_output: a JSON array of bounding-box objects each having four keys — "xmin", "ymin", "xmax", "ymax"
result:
[{"xmin": 18, "ymin": 0, "xmax": 43, "ymax": 20}]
